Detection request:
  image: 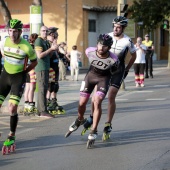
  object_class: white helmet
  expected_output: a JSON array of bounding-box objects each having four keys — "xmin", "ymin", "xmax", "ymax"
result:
[{"xmin": 112, "ymin": 16, "xmax": 128, "ymax": 27}]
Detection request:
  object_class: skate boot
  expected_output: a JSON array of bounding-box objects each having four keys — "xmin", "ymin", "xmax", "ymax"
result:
[
  {"xmin": 24, "ymin": 102, "xmax": 37, "ymax": 116},
  {"xmin": 86, "ymin": 129, "xmax": 98, "ymax": 149},
  {"xmin": 2, "ymin": 135, "xmax": 16, "ymax": 155},
  {"xmin": 23, "ymin": 102, "xmax": 29, "ymax": 115},
  {"xmin": 47, "ymin": 99, "xmax": 58, "ymax": 115},
  {"xmin": 65, "ymin": 118, "xmax": 86, "ymax": 138},
  {"xmin": 102, "ymin": 122, "xmax": 112, "ymax": 141},
  {"xmin": 56, "ymin": 105, "xmax": 66, "ymax": 115},
  {"xmin": 81, "ymin": 115, "xmax": 93, "ymax": 136}
]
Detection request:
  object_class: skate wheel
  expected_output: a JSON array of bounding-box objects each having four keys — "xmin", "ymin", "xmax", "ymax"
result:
[
  {"xmin": 11, "ymin": 144, "xmax": 16, "ymax": 152},
  {"xmin": 102, "ymin": 133, "xmax": 110, "ymax": 142},
  {"xmin": 65, "ymin": 131, "xmax": 72, "ymax": 138},
  {"xmin": 86, "ymin": 140, "xmax": 94, "ymax": 149},
  {"xmin": 81, "ymin": 128, "xmax": 87, "ymax": 136},
  {"xmin": 2, "ymin": 146, "xmax": 7, "ymax": 155}
]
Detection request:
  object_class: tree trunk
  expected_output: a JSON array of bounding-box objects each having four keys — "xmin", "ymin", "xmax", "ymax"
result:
[
  {"xmin": 32, "ymin": 0, "xmax": 42, "ymax": 6},
  {"xmin": 0, "ymin": 0, "xmax": 12, "ymax": 24}
]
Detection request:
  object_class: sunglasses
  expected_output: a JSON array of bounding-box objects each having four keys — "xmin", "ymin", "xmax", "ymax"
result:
[{"xmin": 41, "ymin": 30, "xmax": 48, "ymax": 32}]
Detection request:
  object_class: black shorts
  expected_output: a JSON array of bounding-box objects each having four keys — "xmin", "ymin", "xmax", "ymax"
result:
[
  {"xmin": 110, "ymin": 65, "xmax": 125, "ymax": 89},
  {"xmin": 0, "ymin": 68, "xmax": 26, "ymax": 105},
  {"xmin": 80, "ymin": 71, "xmax": 111, "ymax": 97}
]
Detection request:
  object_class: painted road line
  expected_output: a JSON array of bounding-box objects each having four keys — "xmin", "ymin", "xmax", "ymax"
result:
[
  {"xmin": 153, "ymin": 85, "xmax": 169, "ymax": 87},
  {"xmin": 146, "ymin": 98, "xmax": 166, "ymax": 101},
  {"xmin": 16, "ymin": 128, "xmax": 35, "ymax": 135},
  {"xmin": 116, "ymin": 99, "xmax": 128, "ymax": 101},
  {"xmin": 135, "ymin": 91, "xmax": 153, "ymax": 93}
]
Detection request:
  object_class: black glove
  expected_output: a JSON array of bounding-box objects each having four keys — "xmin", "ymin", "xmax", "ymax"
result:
[{"xmin": 124, "ymin": 70, "xmax": 129, "ymax": 79}]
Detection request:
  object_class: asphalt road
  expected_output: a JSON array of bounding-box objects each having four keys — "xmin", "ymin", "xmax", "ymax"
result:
[{"xmin": 0, "ymin": 65, "xmax": 170, "ymax": 170}]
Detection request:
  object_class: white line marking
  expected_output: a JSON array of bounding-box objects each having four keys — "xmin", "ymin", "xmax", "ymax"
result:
[
  {"xmin": 153, "ymin": 85, "xmax": 169, "ymax": 87},
  {"xmin": 116, "ymin": 99, "xmax": 128, "ymax": 101},
  {"xmin": 146, "ymin": 98, "xmax": 166, "ymax": 101},
  {"xmin": 16, "ymin": 128, "xmax": 34, "ymax": 135},
  {"xmin": 135, "ymin": 91, "xmax": 153, "ymax": 93}
]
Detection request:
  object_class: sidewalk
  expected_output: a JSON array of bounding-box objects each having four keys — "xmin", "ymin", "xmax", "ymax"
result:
[{"xmin": 0, "ymin": 60, "xmax": 168, "ymax": 114}]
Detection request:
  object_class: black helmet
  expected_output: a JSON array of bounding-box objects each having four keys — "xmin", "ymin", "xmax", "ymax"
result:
[
  {"xmin": 7, "ymin": 19, "xmax": 23, "ymax": 30},
  {"xmin": 112, "ymin": 16, "xmax": 128, "ymax": 27},
  {"xmin": 48, "ymin": 27, "xmax": 58, "ymax": 35},
  {"xmin": 97, "ymin": 34, "xmax": 113, "ymax": 47}
]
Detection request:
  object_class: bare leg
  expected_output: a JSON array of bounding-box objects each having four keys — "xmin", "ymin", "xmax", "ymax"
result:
[
  {"xmin": 107, "ymin": 86, "xmax": 119, "ymax": 123},
  {"xmin": 91, "ymin": 95, "xmax": 103, "ymax": 131}
]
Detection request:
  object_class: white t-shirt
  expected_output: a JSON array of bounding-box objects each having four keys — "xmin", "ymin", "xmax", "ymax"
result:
[
  {"xmin": 70, "ymin": 50, "xmax": 81, "ymax": 68},
  {"xmin": 134, "ymin": 44, "xmax": 147, "ymax": 63}
]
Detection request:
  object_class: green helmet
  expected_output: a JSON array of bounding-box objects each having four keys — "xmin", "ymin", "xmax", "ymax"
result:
[{"xmin": 7, "ymin": 19, "xmax": 23, "ymax": 30}]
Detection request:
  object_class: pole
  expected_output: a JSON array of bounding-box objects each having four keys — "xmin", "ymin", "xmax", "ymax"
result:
[
  {"xmin": 117, "ymin": 0, "xmax": 126, "ymax": 90},
  {"xmin": 65, "ymin": 0, "xmax": 68, "ymax": 43}
]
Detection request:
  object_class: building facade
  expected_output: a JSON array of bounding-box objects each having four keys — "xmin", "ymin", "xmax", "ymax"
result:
[{"xmin": 0, "ymin": 0, "xmax": 168, "ymax": 67}]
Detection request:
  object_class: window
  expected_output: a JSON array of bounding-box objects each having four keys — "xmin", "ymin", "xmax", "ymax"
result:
[{"xmin": 88, "ymin": 19, "xmax": 96, "ymax": 32}]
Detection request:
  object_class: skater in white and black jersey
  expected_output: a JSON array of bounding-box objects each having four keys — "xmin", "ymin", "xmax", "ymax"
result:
[
  {"xmin": 65, "ymin": 34, "xmax": 119, "ymax": 147},
  {"xmin": 84, "ymin": 16, "xmax": 137, "ymax": 141}
]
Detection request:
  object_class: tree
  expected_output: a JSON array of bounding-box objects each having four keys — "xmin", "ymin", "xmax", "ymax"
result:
[
  {"xmin": 0, "ymin": 0, "xmax": 11, "ymax": 24},
  {"xmin": 128, "ymin": 0, "xmax": 170, "ymax": 31}
]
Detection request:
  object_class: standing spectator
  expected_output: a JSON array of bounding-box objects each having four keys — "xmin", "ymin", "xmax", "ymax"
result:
[
  {"xmin": 24, "ymin": 33, "xmax": 38, "ymax": 115},
  {"xmin": 69, "ymin": 45, "xmax": 82, "ymax": 81},
  {"xmin": 0, "ymin": 19, "xmax": 37, "ymax": 152},
  {"xmin": 142, "ymin": 34, "xmax": 154, "ymax": 78},
  {"xmin": 46, "ymin": 27, "xmax": 65, "ymax": 115},
  {"xmin": 34, "ymin": 26, "xmax": 58, "ymax": 118},
  {"xmin": 58, "ymin": 42, "xmax": 68, "ymax": 80},
  {"xmin": 134, "ymin": 37, "xmax": 147, "ymax": 87}
]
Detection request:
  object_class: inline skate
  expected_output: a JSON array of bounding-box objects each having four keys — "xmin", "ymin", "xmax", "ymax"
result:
[
  {"xmin": 81, "ymin": 115, "xmax": 93, "ymax": 136},
  {"xmin": 65, "ymin": 118, "xmax": 86, "ymax": 138},
  {"xmin": 23, "ymin": 102, "xmax": 37, "ymax": 116},
  {"xmin": 2, "ymin": 136, "xmax": 16, "ymax": 155},
  {"xmin": 48, "ymin": 99, "xmax": 65, "ymax": 115},
  {"xmin": 86, "ymin": 130, "xmax": 98, "ymax": 149},
  {"xmin": 102, "ymin": 122, "xmax": 112, "ymax": 141}
]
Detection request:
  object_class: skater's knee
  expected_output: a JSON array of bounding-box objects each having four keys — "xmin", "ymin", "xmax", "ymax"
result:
[{"xmin": 8, "ymin": 103, "xmax": 18, "ymax": 115}]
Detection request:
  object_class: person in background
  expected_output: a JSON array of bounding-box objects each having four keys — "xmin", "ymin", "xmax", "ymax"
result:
[
  {"xmin": 58, "ymin": 42, "xmax": 69, "ymax": 81},
  {"xmin": 142, "ymin": 34, "xmax": 154, "ymax": 78},
  {"xmin": 46, "ymin": 27, "xmax": 65, "ymax": 115},
  {"xmin": 69, "ymin": 45, "xmax": 82, "ymax": 81},
  {"xmin": 34, "ymin": 26, "xmax": 58, "ymax": 118},
  {"xmin": 134, "ymin": 37, "xmax": 147, "ymax": 87},
  {"xmin": 23, "ymin": 33, "xmax": 38, "ymax": 115}
]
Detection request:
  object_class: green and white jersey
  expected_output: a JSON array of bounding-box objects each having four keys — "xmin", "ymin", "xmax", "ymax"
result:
[{"xmin": 0, "ymin": 37, "xmax": 37, "ymax": 74}]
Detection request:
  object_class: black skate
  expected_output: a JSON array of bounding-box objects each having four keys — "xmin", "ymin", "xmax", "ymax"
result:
[
  {"xmin": 86, "ymin": 130, "xmax": 98, "ymax": 149},
  {"xmin": 65, "ymin": 118, "xmax": 86, "ymax": 138},
  {"xmin": 81, "ymin": 116, "xmax": 93, "ymax": 136}
]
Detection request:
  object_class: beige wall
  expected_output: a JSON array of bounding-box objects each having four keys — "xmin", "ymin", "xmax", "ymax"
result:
[{"xmin": 0, "ymin": 0, "xmax": 167, "ymax": 62}]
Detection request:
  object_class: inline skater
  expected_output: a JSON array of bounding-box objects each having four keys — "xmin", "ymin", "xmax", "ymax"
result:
[
  {"xmin": 83, "ymin": 16, "xmax": 136, "ymax": 141},
  {"xmin": 0, "ymin": 19, "xmax": 37, "ymax": 154},
  {"xmin": 46, "ymin": 27, "xmax": 65, "ymax": 115},
  {"xmin": 65, "ymin": 34, "xmax": 119, "ymax": 148}
]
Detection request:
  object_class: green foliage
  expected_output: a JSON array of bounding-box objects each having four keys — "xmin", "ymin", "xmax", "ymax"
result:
[{"xmin": 128, "ymin": 0, "xmax": 170, "ymax": 31}]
